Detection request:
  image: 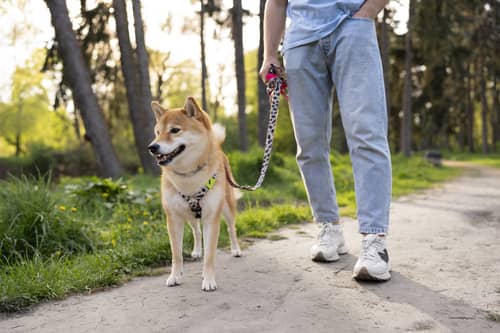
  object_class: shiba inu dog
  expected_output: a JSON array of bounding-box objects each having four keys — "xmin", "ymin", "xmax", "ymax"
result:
[{"xmin": 148, "ymin": 97, "xmax": 242, "ymax": 291}]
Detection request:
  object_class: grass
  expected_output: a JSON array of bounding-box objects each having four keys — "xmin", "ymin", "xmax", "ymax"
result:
[
  {"xmin": 446, "ymin": 152, "xmax": 500, "ymax": 169},
  {"xmin": 0, "ymin": 150, "xmax": 462, "ymax": 312}
]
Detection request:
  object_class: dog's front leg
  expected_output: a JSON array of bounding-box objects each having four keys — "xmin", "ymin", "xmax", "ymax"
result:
[
  {"xmin": 166, "ymin": 214, "xmax": 184, "ymax": 287},
  {"xmin": 201, "ymin": 214, "xmax": 221, "ymax": 291},
  {"xmin": 188, "ymin": 219, "xmax": 202, "ymax": 259}
]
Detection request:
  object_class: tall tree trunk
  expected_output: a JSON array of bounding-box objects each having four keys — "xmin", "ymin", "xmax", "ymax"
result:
[
  {"xmin": 72, "ymin": 101, "xmax": 83, "ymax": 145},
  {"xmin": 257, "ymin": 0, "xmax": 270, "ymax": 147},
  {"xmin": 401, "ymin": 0, "xmax": 413, "ymax": 157},
  {"xmin": 44, "ymin": 0, "xmax": 123, "ymax": 177},
  {"xmin": 15, "ymin": 100, "xmax": 22, "ymax": 156},
  {"xmin": 458, "ymin": 110, "xmax": 465, "ymax": 152},
  {"xmin": 132, "ymin": 0, "xmax": 158, "ymax": 174},
  {"xmin": 491, "ymin": 71, "xmax": 498, "ymax": 151},
  {"xmin": 200, "ymin": 0, "xmax": 208, "ymax": 111},
  {"xmin": 232, "ymin": 0, "xmax": 248, "ymax": 151},
  {"xmin": 113, "ymin": 0, "xmax": 156, "ymax": 174},
  {"xmin": 380, "ymin": 8, "xmax": 391, "ymax": 131},
  {"xmin": 479, "ymin": 62, "xmax": 489, "ymax": 154},
  {"xmin": 466, "ymin": 62, "xmax": 474, "ymax": 153}
]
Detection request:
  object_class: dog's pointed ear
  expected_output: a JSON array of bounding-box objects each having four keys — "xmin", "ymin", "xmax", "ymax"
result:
[
  {"xmin": 184, "ymin": 97, "xmax": 202, "ymax": 118},
  {"xmin": 151, "ymin": 101, "xmax": 166, "ymax": 122}
]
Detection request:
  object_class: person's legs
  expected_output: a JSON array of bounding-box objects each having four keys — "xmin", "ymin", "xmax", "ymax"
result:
[
  {"xmin": 329, "ymin": 17, "xmax": 392, "ymax": 280},
  {"xmin": 284, "ymin": 41, "xmax": 338, "ymax": 224},
  {"xmin": 284, "ymin": 41, "xmax": 347, "ymax": 262},
  {"xmin": 330, "ymin": 17, "xmax": 392, "ymax": 235}
]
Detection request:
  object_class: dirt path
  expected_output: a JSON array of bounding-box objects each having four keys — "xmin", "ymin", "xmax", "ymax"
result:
[{"xmin": 2, "ymin": 162, "xmax": 500, "ymax": 332}]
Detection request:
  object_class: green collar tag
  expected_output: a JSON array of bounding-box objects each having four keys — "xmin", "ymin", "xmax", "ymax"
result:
[{"xmin": 205, "ymin": 176, "xmax": 216, "ymax": 190}]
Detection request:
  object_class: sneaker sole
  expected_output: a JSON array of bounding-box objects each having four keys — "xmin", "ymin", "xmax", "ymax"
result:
[
  {"xmin": 311, "ymin": 246, "xmax": 349, "ymax": 262},
  {"xmin": 353, "ymin": 267, "xmax": 391, "ymax": 282}
]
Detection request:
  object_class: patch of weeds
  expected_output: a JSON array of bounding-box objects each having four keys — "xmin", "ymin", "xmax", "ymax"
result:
[
  {"xmin": 268, "ymin": 234, "xmax": 287, "ymax": 241},
  {"xmin": 487, "ymin": 311, "xmax": 500, "ymax": 322},
  {"xmin": 245, "ymin": 231, "xmax": 267, "ymax": 239},
  {"xmin": 0, "ymin": 175, "xmax": 94, "ymax": 263},
  {"xmin": 287, "ymin": 225, "xmax": 301, "ymax": 230}
]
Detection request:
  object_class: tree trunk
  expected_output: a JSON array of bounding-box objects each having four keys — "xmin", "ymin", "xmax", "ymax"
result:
[
  {"xmin": 401, "ymin": 0, "xmax": 413, "ymax": 157},
  {"xmin": 491, "ymin": 71, "xmax": 498, "ymax": 151},
  {"xmin": 132, "ymin": 0, "xmax": 158, "ymax": 174},
  {"xmin": 257, "ymin": 0, "xmax": 270, "ymax": 147},
  {"xmin": 72, "ymin": 100, "xmax": 83, "ymax": 145},
  {"xmin": 44, "ymin": 0, "xmax": 123, "ymax": 177},
  {"xmin": 479, "ymin": 63, "xmax": 489, "ymax": 154},
  {"xmin": 200, "ymin": 0, "xmax": 208, "ymax": 111},
  {"xmin": 113, "ymin": 0, "xmax": 157, "ymax": 174},
  {"xmin": 15, "ymin": 100, "xmax": 22, "ymax": 156},
  {"xmin": 232, "ymin": 0, "xmax": 248, "ymax": 151},
  {"xmin": 380, "ymin": 8, "xmax": 391, "ymax": 130},
  {"xmin": 466, "ymin": 62, "xmax": 474, "ymax": 153}
]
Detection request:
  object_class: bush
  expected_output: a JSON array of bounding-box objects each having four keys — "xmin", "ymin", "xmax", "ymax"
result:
[
  {"xmin": 0, "ymin": 175, "xmax": 94, "ymax": 263},
  {"xmin": 227, "ymin": 147, "xmax": 288, "ymax": 186}
]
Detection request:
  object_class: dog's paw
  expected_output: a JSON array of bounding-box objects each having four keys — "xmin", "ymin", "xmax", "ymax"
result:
[
  {"xmin": 166, "ymin": 273, "xmax": 182, "ymax": 287},
  {"xmin": 231, "ymin": 248, "xmax": 242, "ymax": 257},
  {"xmin": 201, "ymin": 277, "xmax": 217, "ymax": 291},
  {"xmin": 191, "ymin": 250, "xmax": 202, "ymax": 260}
]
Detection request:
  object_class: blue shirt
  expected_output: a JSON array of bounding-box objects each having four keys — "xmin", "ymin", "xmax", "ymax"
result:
[{"xmin": 283, "ymin": 0, "xmax": 365, "ymax": 53}]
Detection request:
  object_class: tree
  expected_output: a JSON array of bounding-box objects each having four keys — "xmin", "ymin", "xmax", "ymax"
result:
[
  {"xmin": 132, "ymin": 0, "xmax": 157, "ymax": 170},
  {"xmin": 0, "ymin": 52, "xmax": 74, "ymax": 155},
  {"xmin": 400, "ymin": 0, "xmax": 413, "ymax": 156},
  {"xmin": 199, "ymin": 0, "xmax": 208, "ymax": 110},
  {"xmin": 257, "ymin": 0, "xmax": 270, "ymax": 147},
  {"xmin": 379, "ymin": 7, "xmax": 391, "ymax": 131},
  {"xmin": 113, "ymin": 0, "xmax": 157, "ymax": 174},
  {"xmin": 232, "ymin": 0, "xmax": 248, "ymax": 151},
  {"xmin": 44, "ymin": 0, "xmax": 123, "ymax": 177}
]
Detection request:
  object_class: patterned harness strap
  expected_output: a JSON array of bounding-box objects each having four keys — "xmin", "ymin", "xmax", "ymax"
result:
[
  {"xmin": 226, "ymin": 64, "xmax": 287, "ymax": 191},
  {"xmin": 179, "ymin": 174, "xmax": 217, "ymax": 219}
]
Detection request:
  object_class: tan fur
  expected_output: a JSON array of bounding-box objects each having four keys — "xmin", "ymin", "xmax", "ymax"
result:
[{"xmin": 149, "ymin": 97, "xmax": 241, "ymax": 291}]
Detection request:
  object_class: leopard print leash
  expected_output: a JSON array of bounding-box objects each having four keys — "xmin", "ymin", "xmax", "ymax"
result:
[{"xmin": 226, "ymin": 64, "xmax": 287, "ymax": 191}]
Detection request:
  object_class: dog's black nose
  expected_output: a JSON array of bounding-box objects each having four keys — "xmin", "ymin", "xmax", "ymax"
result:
[{"xmin": 148, "ymin": 143, "xmax": 160, "ymax": 154}]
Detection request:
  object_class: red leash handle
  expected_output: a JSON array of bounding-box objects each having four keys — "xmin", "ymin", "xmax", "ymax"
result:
[{"xmin": 265, "ymin": 64, "xmax": 288, "ymax": 100}]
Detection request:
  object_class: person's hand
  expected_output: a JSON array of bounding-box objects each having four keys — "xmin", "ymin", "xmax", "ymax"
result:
[
  {"xmin": 352, "ymin": 9, "xmax": 375, "ymax": 19},
  {"xmin": 259, "ymin": 57, "xmax": 283, "ymax": 83}
]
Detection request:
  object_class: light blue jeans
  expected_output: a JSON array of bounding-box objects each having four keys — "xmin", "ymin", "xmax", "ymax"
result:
[{"xmin": 283, "ymin": 17, "xmax": 392, "ymax": 234}]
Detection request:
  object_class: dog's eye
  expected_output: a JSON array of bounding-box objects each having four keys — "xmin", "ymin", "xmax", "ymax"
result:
[{"xmin": 170, "ymin": 128, "xmax": 181, "ymax": 134}]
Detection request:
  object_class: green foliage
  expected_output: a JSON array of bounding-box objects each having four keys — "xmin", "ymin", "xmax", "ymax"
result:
[
  {"xmin": 64, "ymin": 177, "xmax": 130, "ymax": 210},
  {"xmin": 0, "ymin": 151, "xmax": 464, "ymax": 312},
  {"xmin": 0, "ymin": 175, "xmax": 94, "ymax": 263},
  {"xmin": 446, "ymin": 152, "xmax": 500, "ymax": 169},
  {"xmin": 391, "ymin": 154, "xmax": 461, "ymax": 197},
  {"xmin": 0, "ymin": 49, "xmax": 75, "ymax": 157}
]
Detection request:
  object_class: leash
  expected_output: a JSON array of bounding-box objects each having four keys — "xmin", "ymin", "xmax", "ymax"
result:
[
  {"xmin": 226, "ymin": 64, "xmax": 287, "ymax": 191},
  {"xmin": 179, "ymin": 65, "xmax": 286, "ymax": 218}
]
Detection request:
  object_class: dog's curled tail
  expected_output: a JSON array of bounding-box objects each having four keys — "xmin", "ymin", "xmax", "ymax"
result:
[{"xmin": 212, "ymin": 123, "xmax": 226, "ymax": 144}]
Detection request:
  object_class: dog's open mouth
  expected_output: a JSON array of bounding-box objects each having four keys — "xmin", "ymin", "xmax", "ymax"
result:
[{"xmin": 155, "ymin": 144, "xmax": 186, "ymax": 166}]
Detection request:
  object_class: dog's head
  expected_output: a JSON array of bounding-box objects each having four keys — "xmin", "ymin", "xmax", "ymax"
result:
[{"xmin": 148, "ymin": 97, "xmax": 212, "ymax": 168}]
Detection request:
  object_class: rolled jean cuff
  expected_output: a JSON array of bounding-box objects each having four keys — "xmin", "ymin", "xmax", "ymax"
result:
[
  {"xmin": 315, "ymin": 217, "xmax": 340, "ymax": 224},
  {"xmin": 359, "ymin": 226, "xmax": 388, "ymax": 234}
]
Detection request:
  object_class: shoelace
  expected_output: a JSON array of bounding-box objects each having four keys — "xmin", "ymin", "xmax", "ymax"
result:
[
  {"xmin": 318, "ymin": 224, "xmax": 335, "ymax": 245},
  {"xmin": 361, "ymin": 236, "xmax": 384, "ymax": 262}
]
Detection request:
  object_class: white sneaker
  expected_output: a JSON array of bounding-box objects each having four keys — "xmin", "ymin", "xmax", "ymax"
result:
[
  {"xmin": 353, "ymin": 234, "xmax": 391, "ymax": 281},
  {"xmin": 310, "ymin": 223, "xmax": 349, "ymax": 262}
]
